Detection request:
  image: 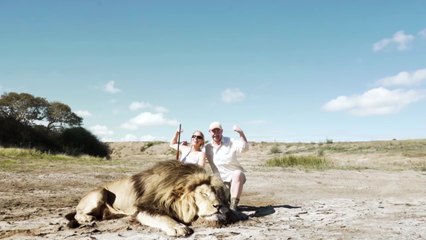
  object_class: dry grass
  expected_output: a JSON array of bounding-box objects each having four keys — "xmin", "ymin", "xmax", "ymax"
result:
[
  {"xmin": 0, "ymin": 147, "xmax": 132, "ymax": 173},
  {"xmin": 266, "ymin": 155, "xmax": 330, "ymax": 170},
  {"xmin": 259, "ymin": 139, "xmax": 426, "ymax": 171},
  {"xmin": 1, "ymin": 139, "xmax": 426, "ymax": 172}
]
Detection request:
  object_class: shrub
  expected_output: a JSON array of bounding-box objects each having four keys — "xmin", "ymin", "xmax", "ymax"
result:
[
  {"xmin": 60, "ymin": 127, "xmax": 109, "ymax": 158},
  {"xmin": 269, "ymin": 144, "xmax": 282, "ymax": 154},
  {"xmin": 0, "ymin": 117, "xmax": 61, "ymax": 152},
  {"xmin": 266, "ymin": 155, "xmax": 330, "ymax": 170},
  {"xmin": 140, "ymin": 141, "xmax": 163, "ymax": 152}
]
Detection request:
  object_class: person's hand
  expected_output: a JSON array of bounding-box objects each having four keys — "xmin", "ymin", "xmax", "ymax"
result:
[
  {"xmin": 233, "ymin": 125, "xmax": 247, "ymax": 142},
  {"xmin": 176, "ymin": 128, "xmax": 184, "ymax": 134},
  {"xmin": 233, "ymin": 125, "xmax": 243, "ymax": 133}
]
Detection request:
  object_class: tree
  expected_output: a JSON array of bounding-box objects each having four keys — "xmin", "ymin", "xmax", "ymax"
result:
[
  {"xmin": 45, "ymin": 102, "xmax": 82, "ymax": 130},
  {"xmin": 0, "ymin": 92, "xmax": 82, "ymax": 130},
  {"xmin": 0, "ymin": 92, "xmax": 48, "ymax": 125}
]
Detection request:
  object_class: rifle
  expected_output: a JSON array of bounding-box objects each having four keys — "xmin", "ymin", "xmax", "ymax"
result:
[{"xmin": 176, "ymin": 124, "xmax": 181, "ymax": 160}]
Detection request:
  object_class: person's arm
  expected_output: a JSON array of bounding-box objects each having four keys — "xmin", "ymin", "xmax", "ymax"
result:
[
  {"xmin": 233, "ymin": 125, "xmax": 249, "ymax": 151},
  {"xmin": 233, "ymin": 125, "xmax": 247, "ymax": 143},
  {"xmin": 169, "ymin": 129, "xmax": 181, "ymax": 150},
  {"xmin": 205, "ymin": 146, "xmax": 220, "ymax": 176},
  {"xmin": 197, "ymin": 152, "xmax": 206, "ymax": 168},
  {"xmin": 170, "ymin": 129, "xmax": 188, "ymax": 152}
]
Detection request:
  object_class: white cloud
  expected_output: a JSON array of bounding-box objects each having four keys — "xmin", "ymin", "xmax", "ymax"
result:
[
  {"xmin": 221, "ymin": 88, "xmax": 246, "ymax": 103},
  {"xmin": 75, "ymin": 110, "xmax": 92, "ymax": 118},
  {"xmin": 120, "ymin": 134, "xmax": 163, "ymax": 142},
  {"xmin": 100, "ymin": 137, "xmax": 114, "ymax": 142},
  {"xmin": 377, "ymin": 68, "xmax": 426, "ymax": 87},
  {"xmin": 323, "ymin": 87, "xmax": 424, "ymax": 116},
  {"xmin": 129, "ymin": 101, "xmax": 150, "ymax": 111},
  {"xmin": 103, "ymin": 81, "xmax": 121, "ymax": 93},
  {"xmin": 121, "ymin": 112, "xmax": 178, "ymax": 130},
  {"xmin": 373, "ymin": 31, "xmax": 415, "ymax": 52},
  {"xmin": 154, "ymin": 106, "xmax": 168, "ymax": 113},
  {"xmin": 90, "ymin": 125, "xmax": 114, "ymax": 136},
  {"xmin": 121, "ymin": 134, "xmax": 140, "ymax": 142},
  {"xmin": 140, "ymin": 135, "xmax": 165, "ymax": 141},
  {"xmin": 129, "ymin": 101, "xmax": 168, "ymax": 113},
  {"xmin": 419, "ymin": 28, "xmax": 426, "ymax": 38}
]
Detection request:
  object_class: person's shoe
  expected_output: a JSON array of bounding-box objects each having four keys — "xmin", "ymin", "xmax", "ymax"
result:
[{"xmin": 230, "ymin": 198, "xmax": 240, "ymax": 211}]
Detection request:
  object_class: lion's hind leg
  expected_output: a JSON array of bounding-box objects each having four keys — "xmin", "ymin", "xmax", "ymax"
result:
[
  {"xmin": 75, "ymin": 188, "xmax": 113, "ymax": 224},
  {"xmin": 135, "ymin": 211, "xmax": 193, "ymax": 237}
]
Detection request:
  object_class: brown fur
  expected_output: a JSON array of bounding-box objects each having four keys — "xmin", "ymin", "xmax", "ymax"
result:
[{"xmin": 67, "ymin": 160, "xmax": 228, "ymax": 237}]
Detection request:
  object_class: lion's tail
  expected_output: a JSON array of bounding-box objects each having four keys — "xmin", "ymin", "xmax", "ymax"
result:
[{"xmin": 64, "ymin": 211, "xmax": 81, "ymax": 228}]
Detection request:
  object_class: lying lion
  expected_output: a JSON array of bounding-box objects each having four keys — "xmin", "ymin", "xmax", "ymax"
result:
[{"xmin": 66, "ymin": 160, "xmax": 229, "ymax": 237}]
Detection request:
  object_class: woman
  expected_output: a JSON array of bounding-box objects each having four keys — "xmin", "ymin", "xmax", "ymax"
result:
[{"xmin": 170, "ymin": 129, "xmax": 206, "ymax": 167}]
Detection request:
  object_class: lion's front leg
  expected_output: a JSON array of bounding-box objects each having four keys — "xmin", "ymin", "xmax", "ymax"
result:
[{"xmin": 135, "ymin": 211, "xmax": 193, "ymax": 237}]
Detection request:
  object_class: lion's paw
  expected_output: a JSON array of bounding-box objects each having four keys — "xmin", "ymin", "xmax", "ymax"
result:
[
  {"xmin": 166, "ymin": 223, "xmax": 193, "ymax": 237},
  {"xmin": 75, "ymin": 213, "xmax": 96, "ymax": 223}
]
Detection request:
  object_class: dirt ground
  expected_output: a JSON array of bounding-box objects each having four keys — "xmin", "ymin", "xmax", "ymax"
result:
[{"xmin": 1, "ymin": 141, "xmax": 425, "ymax": 239}]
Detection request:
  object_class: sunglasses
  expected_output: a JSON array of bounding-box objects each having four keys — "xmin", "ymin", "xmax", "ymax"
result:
[{"xmin": 192, "ymin": 135, "xmax": 203, "ymax": 140}]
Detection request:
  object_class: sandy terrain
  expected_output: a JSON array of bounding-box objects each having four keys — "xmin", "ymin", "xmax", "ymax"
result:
[{"xmin": 1, "ymin": 141, "xmax": 425, "ymax": 239}]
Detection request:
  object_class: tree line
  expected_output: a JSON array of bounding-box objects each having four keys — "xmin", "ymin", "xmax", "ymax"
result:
[{"xmin": 0, "ymin": 92, "xmax": 109, "ymax": 158}]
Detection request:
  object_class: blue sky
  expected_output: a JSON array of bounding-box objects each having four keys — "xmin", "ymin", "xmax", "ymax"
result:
[{"xmin": 1, "ymin": 1, "xmax": 426, "ymax": 142}]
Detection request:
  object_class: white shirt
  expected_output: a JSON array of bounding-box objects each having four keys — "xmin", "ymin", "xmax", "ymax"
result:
[
  {"xmin": 205, "ymin": 136, "xmax": 248, "ymax": 182},
  {"xmin": 180, "ymin": 150, "xmax": 203, "ymax": 165}
]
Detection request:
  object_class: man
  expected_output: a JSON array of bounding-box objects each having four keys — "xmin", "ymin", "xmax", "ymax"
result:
[{"xmin": 204, "ymin": 121, "xmax": 249, "ymax": 211}]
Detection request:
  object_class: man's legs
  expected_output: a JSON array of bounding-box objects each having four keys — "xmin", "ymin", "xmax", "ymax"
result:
[{"xmin": 229, "ymin": 170, "xmax": 246, "ymax": 211}]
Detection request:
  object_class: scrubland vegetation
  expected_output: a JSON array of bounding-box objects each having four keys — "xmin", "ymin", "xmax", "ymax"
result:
[
  {"xmin": 262, "ymin": 139, "xmax": 426, "ymax": 171},
  {"xmin": 0, "ymin": 92, "xmax": 109, "ymax": 157}
]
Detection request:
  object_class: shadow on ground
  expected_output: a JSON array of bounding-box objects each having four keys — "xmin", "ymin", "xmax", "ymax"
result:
[{"xmin": 228, "ymin": 204, "xmax": 301, "ymax": 223}]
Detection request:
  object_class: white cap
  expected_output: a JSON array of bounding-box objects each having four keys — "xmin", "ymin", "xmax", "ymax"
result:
[{"xmin": 209, "ymin": 121, "xmax": 222, "ymax": 130}]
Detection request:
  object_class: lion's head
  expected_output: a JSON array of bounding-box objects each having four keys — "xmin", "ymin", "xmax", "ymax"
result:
[
  {"xmin": 193, "ymin": 183, "xmax": 223, "ymax": 218},
  {"xmin": 133, "ymin": 161, "xmax": 229, "ymax": 225}
]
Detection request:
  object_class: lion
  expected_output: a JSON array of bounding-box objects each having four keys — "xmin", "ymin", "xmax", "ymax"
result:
[{"xmin": 66, "ymin": 160, "xmax": 229, "ymax": 237}]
